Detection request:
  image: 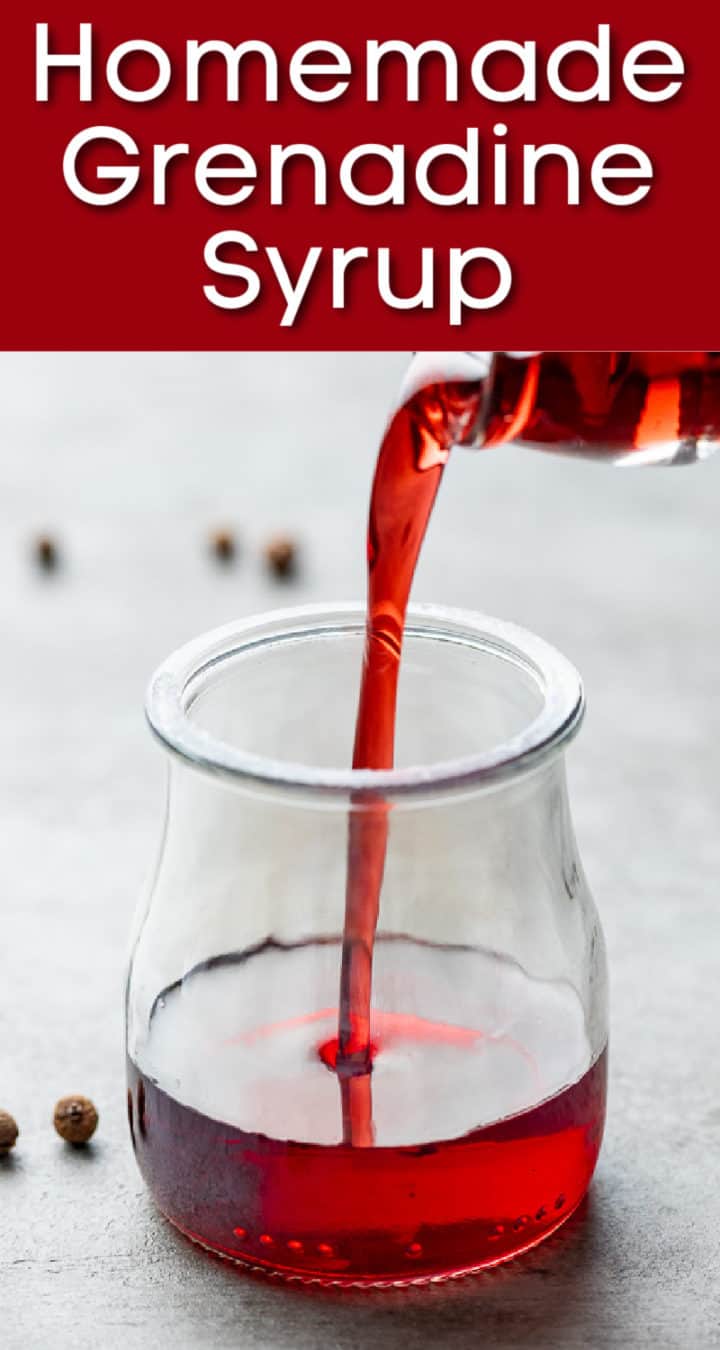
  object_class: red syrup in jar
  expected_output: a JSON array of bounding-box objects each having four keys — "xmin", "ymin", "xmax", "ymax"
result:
[
  {"xmin": 134, "ymin": 353, "xmax": 720, "ymax": 1280},
  {"xmin": 127, "ymin": 941, "xmax": 607, "ymax": 1285}
]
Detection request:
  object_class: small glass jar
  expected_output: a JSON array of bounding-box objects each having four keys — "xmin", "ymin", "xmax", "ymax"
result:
[{"xmin": 126, "ymin": 603, "xmax": 608, "ymax": 1286}]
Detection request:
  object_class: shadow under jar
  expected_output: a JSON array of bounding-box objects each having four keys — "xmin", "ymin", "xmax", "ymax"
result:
[{"xmin": 126, "ymin": 603, "xmax": 608, "ymax": 1287}]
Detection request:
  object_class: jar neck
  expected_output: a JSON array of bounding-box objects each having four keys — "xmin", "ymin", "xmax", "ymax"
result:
[
  {"xmin": 163, "ymin": 743, "xmax": 574, "ymax": 830},
  {"xmin": 146, "ymin": 605, "xmax": 583, "ymax": 802}
]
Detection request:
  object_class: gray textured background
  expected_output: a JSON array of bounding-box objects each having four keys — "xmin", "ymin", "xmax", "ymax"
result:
[{"xmin": 1, "ymin": 352, "xmax": 718, "ymax": 1348}]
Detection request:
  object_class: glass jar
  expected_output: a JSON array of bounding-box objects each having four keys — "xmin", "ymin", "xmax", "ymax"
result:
[{"xmin": 126, "ymin": 603, "xmax": 608, "ymax": 1286}]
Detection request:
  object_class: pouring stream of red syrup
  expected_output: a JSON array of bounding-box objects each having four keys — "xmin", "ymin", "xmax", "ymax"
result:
[
  {"xmin": 334, "ymin": 376, "xmax": 487, "ymax": 1144},
  {"xmin": 332, "ymin": 347, "xmax": 720, "ymax": 1144}
]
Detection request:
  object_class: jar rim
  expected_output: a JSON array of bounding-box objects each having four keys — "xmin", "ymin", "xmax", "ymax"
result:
[{"xmin": 145, "ymin": 603, "xmax": 584, "ymax": 800}]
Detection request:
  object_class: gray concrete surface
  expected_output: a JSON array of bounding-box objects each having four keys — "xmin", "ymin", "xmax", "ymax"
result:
[{"xmin": 1, "ymin": 352, "xmax": 719, "ymax": 1348}]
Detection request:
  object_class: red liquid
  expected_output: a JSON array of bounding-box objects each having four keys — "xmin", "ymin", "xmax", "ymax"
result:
[
  {"xmin": 337, "ymin": 349, "xmax": 720, "ymax": 1138},
  {"xmin": 130, "ymin": 351, "xmax": 720, "ymax": 1280},
  {"xmin": 128, "ymin": 1044, "xmax": 607, "ymax": 1285},
  {"xmin": 337, "ymin": 377, "xmax": 487, "ymax": 1143},
  {"xmin": 485, "ymin": 351, "xmax": 720, "ymax": 460}
]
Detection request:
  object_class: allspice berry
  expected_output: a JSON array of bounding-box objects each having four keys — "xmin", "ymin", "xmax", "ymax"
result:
[
  {"xmin": 264, "ymin": 534, "xmax": 298, "ymax": 578},
  {"xmin": 53, "ymin": 1095, "xmax": 98, "ymax": 1146},
  {"xmin": 34, "ymin": 534, "xmax": 59, "ymax": 570},
  {"xmin": 210, "ymin": 527, "xmax": 237, "ymax": 562},
  {"xmin": 0, "ymin": 1110, "xmax": 19, "ymax": 1155}
]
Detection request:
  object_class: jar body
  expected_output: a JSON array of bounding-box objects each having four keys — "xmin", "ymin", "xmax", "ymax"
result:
[{"xmin": 126, "ymin": 605, "xmax": 608, "ymax": 1285}]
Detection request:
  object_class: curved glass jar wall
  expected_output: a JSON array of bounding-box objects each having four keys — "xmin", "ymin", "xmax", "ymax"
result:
[{"xmin": 126, "ymin": 604, "xmax": 608, "ymax": 1286}]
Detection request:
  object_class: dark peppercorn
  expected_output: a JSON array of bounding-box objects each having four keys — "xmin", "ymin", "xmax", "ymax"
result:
[
  {"xmin": 264, "ymin": 534, "xmax": 298, "ymax": 578},
  {"xmin": 35, "ymin": 535, "xmax": 59, "ymax": 570},
  {"xmin": 0, "ymin": 1110, "xmax": 18, "ymax": 1154},
  {"xmin": 210, "ymin": 528, "xmax": 237, "ymax": 562},
  {"xmin": 53, "ymin": 1095, "xmax": 98, "ymax": 1145}
]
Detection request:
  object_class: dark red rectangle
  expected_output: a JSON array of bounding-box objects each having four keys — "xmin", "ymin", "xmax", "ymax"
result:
[{"xmin": 2, "ymin": 3, "xmax": 718, "ymax": 348}]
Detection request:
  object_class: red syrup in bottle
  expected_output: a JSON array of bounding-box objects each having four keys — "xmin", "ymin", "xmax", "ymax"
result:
[{"xmin": 484, "ymin": 351, "xmax": 720, "ymax": 463}]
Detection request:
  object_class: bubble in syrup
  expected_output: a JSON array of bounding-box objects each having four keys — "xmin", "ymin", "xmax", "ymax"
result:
[
  {"xmin": 554, "ymin": 1194, "xmax": 566, "ymax": 1210},
  {"xmin": 259, "ymin": 1233, "xmax": 274, "ymax": 1246},
  {"xmin": 405, "ymin": 1242, "xmax": 423, "ymax": 1258},
  {"xmin": 287, "ymin": 1240, "xmax": 303, "ymax": 1252},
  {"xmin": 488, "ymin": 1224, "xmax": 505, "ymax": 1241},
  {"xmin": 535, "ymin": 1207, "xmax": 547, "ymax": 1222},
  {"xmin": 233, "ymin": 1226, "xmax": 247, "ymax": 1240},
  {"xmin": 317, "ymin": 1242, "xmax": 334, "ymax": 1256}
]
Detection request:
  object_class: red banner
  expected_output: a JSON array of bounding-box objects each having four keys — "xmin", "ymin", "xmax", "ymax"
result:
[{"xmin": 3, "ymin": 3, "xmax": 718, "ymax": 348}]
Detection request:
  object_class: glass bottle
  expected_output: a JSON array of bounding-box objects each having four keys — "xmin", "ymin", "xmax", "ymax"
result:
[
  {"xmin": 404, "ymin": 351, "xmax": 720, "ymax": 464},
  {"xmin": 126, "ymin": 603, "xmax": 607, "ymax": 1286}
]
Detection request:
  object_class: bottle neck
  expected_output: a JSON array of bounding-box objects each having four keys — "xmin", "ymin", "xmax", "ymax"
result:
[{"xmin": 403, "ymin": 350, "xmax": 720, "ymax": 464}]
